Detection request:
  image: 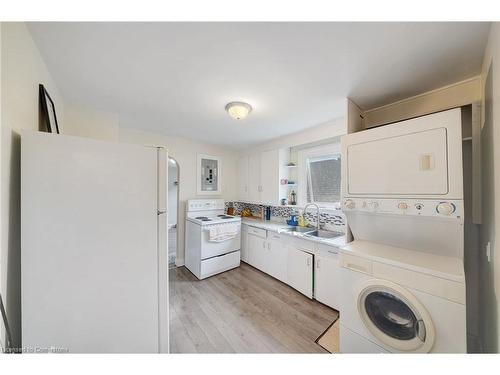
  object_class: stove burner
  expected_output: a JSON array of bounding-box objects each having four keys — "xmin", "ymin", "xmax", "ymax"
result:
[
  {"xmin": 217, "ymin": 215, "xmax": 233, "ymax": 219},
  {"xmin": 195, "ymin": 216, "xmax": 212, "ymax": 221}
]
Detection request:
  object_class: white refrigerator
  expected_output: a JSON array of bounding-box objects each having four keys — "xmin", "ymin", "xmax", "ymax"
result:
[{"xmin": 21, "ymin": 131, "xmax": 169, "ymax": 353}]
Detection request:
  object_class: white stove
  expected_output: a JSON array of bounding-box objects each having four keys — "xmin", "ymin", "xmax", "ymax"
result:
[
  {"xmin": 185, "ymin": 199, "xmax": 241, "ymax": 279},
  {"xmin": 187, "ymin": 213, "xmax": 241, "ymax": 226}
]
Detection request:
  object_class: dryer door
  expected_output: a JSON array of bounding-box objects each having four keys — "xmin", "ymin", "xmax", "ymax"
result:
[
  {"xmin": 357, "ymin": 279, "xmax": 435, "ymax": 353},
  {"xmin": 347, "ymin": 127, "xmax": 449, "ymax": 196}
]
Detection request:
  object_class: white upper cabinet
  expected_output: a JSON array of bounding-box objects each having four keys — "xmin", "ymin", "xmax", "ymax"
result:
[
  {"xmin": 260, "ymin": 150, "xmax": 280, "ymax": 205},
  {"xmin": 237, "ymin": 156, "xmax": 249, "ymax": 201},
  {"xmin": 238, "ymin": 149, "xmax": 287, "ymax": 205},
  {"xmin": 248, "ymin": 153, "xmax": 261, "ymax": 203}
]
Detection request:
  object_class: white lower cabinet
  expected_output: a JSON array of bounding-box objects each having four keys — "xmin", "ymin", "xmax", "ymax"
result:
[
  {"xmin": 241, "ymin": 224, "xmax": 248, "ymax": 262},
  {"xmin": 314, "ymin": 251, "xmax": 341, "ymax": 310},
  {"xmin": 242, "ymin": 224, "xmax": 341, "ymax": 305},
  {"xmin": 287, "ymin": 245, "xmax": 314, "ymax": 298},
  {"xmin": 247, "ymin": 232, "xmax": 267, "ymax": 270},
  {"xmin": 266, "ymin": 232, "xmax": 288, "ymax": 283}
]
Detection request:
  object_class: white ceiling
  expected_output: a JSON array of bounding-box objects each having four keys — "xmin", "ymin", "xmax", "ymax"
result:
[{"xmin": 28, "ymin": 22, "xmax": 490, "ymax": 147}]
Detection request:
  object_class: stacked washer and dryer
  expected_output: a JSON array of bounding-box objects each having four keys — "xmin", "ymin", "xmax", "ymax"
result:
[{"xmin": 339, "ymin": 108, "xmax": 467, "ymax": 353}]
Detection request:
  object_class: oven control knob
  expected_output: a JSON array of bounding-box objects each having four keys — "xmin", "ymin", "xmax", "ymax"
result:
[
  {"xmin": 415, "ymin": 203, "xmax": 424, "ymax": 210},
  {"xmin": 344, "ymin": 199, "xmax": 355, "ymax": 209},
  {"xmin": 436, "ymin": 202, "xmax": 456, "ymax": 215},
  {"xmin": 398, "ymin": 202, "xmax": 408, "ymax": 210}
]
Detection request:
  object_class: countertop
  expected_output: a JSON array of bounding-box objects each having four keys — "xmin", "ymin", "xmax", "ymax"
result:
[{"xmin": 241, "ymin": 217, "xmax": 346, "ymax": 248}]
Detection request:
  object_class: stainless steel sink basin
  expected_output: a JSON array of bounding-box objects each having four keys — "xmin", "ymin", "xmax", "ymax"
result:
[
  {"xmin": 283, "ymin": 226, "xmax": 315, "ymax": 233},
  {"xmin": 304, "ymin": 230, "xmax": 344, "ymax": 239}
]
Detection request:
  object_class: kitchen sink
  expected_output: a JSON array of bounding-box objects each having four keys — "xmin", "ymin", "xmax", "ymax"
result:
[
  {"xmin": 303, "ymin": 230, "xmax": 344, "ymax": 239},
  {"xmin": 282, "ymin": 226, "xmax": 315, "ymax": 233}
]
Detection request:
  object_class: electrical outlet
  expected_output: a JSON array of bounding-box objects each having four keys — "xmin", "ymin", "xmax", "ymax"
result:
[{"xmin": 486, "ymin": 242, "xmax": 491, "ymax": 263}]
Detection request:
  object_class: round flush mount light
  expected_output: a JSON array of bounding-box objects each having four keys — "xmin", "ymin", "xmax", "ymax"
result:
[{"xmin": 225, "ymin": 101, "xmax": 252, "ymax": 120}]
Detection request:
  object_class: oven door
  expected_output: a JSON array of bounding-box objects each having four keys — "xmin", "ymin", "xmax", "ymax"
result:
[
  {"xmin": 200, "ymin": 223, "xmax": 241, "ymax": 259},
  {"xmin": 357, "ymin": 279, "xmax": 435, "ymax": 353}
]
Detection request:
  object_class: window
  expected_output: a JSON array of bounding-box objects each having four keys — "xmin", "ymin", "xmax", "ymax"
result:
[{"xmin": 298, "ymin": 143, "xmax": 341, "ymax": 207}]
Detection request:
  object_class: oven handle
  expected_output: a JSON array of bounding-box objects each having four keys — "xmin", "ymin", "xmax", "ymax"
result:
[{"xmin": 207, "ymin": 234, "xmax": 238, "ymax": 243}]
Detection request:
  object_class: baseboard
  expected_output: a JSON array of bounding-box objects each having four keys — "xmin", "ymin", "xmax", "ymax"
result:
[{"xmin": 175, "ymin": 258, "xmax": 185, "ymax": 267}]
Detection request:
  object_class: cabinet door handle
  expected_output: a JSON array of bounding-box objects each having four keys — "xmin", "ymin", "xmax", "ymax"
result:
[
  {"xmin": 307, "ymin": 258, "xmax": 311, "ymax": 267},
  {"xmin": 262, "ymin": 241, "xmax": 266, "ymax": 249},
  {"xmin": 267, "ymin": 242, "xmax": 271, "ymax": 250},
  {"xmin": 316, "ymin": 259, "xmax": 320, "ymax": 269}
]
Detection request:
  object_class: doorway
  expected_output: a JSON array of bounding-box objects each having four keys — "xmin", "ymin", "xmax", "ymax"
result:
[{"xmin": 168, "ymin": 157, "xmax": 179, "ymax": 268}]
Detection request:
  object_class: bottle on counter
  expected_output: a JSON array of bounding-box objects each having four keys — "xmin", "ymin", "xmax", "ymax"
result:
[
  {"xmin": 298, "ymin": 210, "xmax": 306, "ymax": 227},
  {"xmin": 289, "ymin": 190, "xmax": 297, "ymax": 205},
  {"xmin": 265, "ymin": 206, "xmax": 271, "ymax": 221}
]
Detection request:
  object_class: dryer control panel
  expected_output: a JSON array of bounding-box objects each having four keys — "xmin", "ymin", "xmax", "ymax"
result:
[{"xmin": 342, "ymin": 198, "xmax": 463, "ymax": 220}]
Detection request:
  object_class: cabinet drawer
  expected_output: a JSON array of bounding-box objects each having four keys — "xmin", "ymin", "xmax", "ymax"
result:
[
  {"xmin": 290, "ymin": 237, "xmax": 316, "ymax": 252},
  {"xmin": 317, "ymin": 243, "xmax": 339, "ymax": 256},
  {"xmin": 268, "ymin": 232, "xmax": 282, "ymax": 241},
  {"xmin": 200, "ymin": 251, "xmax": 240, "ymax": 279},
  {"xmin": 247, "ymin": 226, "xmax": 267, "ymax": 239}
]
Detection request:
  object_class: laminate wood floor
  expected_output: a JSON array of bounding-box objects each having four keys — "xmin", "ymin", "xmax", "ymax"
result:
[{"xmin": 169, "ymin": 263, "xmax": 339, "ymax": 353}]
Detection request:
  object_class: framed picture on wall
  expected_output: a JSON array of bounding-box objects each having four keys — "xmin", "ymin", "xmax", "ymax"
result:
[
  {"xmin": 39, "ymin": 84, "xmax": 60, "ymax": 134},
  {"xmin": 197, "ymin": 154, "xmax": 221, "ymax": 195}
]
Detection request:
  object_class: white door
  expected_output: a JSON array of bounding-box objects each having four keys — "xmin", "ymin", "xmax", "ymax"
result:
[
  {"xmin": 287, "ymin": 246, "xmax": 313, "ymax": 298},
  {"xmin": 156, "ymin": 148, "xmax": 169, "ymax": 353},
  {"xmin": 267, "ymin": 233, "xmax": 288, "ymax": 283},
  {"xmin": 254, "ymin": 238, "xmax": 268, "ymax": 273},
  {"xmin": 248, "ymin": 153, "xmax": 261, "ymax": 203},
  {"xmin": 315, "ymin": 252, "xmax": 340, "ymax": 310},
  {"xmin": 260, "ymin": 149, "xmax": 279, "ymax": 205},
  {"xmin": 21, "ymin": 131, "xmax": 160, "ymax": 353},
  {"xmin": 237, "ymin": 156, "xmax": 249, "ymax": 201},
  {"xmin": 241, "ymin": 225, "xmax": 249, "ymax": 262},
  {"xmin": 247, "ymin": 232, "xmax": 264, "ymax": 269}
]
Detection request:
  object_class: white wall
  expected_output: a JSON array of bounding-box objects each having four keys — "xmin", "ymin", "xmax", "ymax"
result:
[
  {"xmin": 118, "ymin": 127, "xmax": 239, "ymax": 265},
  {"xmin": 241, "ymin": 116, "xmax": 346, "ymax": 154},
  {"xmin": 64, "ymin": 103, "xmax": 119, "ymax": 141},
  {"xmin": 0, "ymin": 21, "xmax": 4, "ymax": 351},
  {"xmin": 1, "ymin": 22, "xmax": 65, "ymax": 349},
  {"xmin": 168, "ymin": 159, "xmax": 179, "ymax": 227},
  {"xmin": 479, "ymin": 22, "xmax": 500, "ymax": 353}
]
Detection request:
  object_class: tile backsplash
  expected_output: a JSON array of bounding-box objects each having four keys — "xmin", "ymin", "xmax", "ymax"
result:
[{"xmin": 225, "ymin": 201, "xmax": 346, "ymax": 231}]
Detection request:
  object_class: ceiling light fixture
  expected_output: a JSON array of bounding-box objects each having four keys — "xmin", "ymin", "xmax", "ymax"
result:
[{"xmin": 225, "ymin": 101, "xmax": 252, "ymax": 120}]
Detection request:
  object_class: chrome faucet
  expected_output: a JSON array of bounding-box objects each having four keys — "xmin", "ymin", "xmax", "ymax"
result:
[{"xmin": 303, "ymin": 203, "xmax": 320, "ymax": 230}]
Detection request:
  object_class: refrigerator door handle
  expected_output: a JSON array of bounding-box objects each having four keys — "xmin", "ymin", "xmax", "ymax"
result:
[{"xmin": 157, "ymin": 209, "xmax": 167, "ymax": 215}]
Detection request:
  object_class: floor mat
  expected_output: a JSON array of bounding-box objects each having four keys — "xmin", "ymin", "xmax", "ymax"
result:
[{"xmin": 316, "ymin": 314, "xmax": 340, "ymax": 353}]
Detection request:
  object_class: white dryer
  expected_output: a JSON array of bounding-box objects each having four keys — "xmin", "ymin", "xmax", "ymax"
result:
[{"xmin": 340, "ymin": 108, "xmax": 467, "ymax": 353}]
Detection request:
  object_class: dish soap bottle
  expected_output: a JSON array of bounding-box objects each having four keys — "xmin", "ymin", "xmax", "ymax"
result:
[
  {"xmin": 289, "ymin": 190, "xmax": 297, "ymax": 205},
  {"xmin": 298, "ymin": 210, "xmax": 306, "ymax": 227}
]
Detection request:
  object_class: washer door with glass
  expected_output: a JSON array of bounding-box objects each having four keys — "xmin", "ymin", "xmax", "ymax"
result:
[{"xmin": 357, "ymin": 279, "xmax": 435, "ymax": 353}]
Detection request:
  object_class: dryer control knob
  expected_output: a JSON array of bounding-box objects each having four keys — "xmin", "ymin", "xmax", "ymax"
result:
[
  {"xmin": 436, "ymin": 202, "xmax": 456, "ymax": 215},
  {"xmin": 398, "ymin": 202, "xmax": 408, "ymax": 210},
  {"xmin": 344, "ymin": 199, "xmax": 355, "ymax": 209}
]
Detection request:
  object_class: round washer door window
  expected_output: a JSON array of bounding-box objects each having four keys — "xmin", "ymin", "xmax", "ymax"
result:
[{"xmin": 357, "ymin": 280, "xmax": 435, "ymax": 353}]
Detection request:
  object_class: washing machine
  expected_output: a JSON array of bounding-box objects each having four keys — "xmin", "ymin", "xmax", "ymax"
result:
[
  {"xmin": 340, "ymin": 108, "xmax": 467, "ymax": 353},
  {"xmin": 339, "ymin": 240, "xmax": 466, "ymax": 353}
]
